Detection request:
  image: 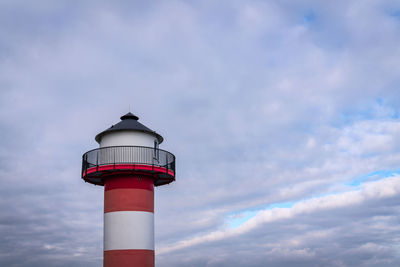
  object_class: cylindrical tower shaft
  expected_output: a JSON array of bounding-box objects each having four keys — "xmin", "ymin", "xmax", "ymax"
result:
[{"xmin": 103, "ymin": 176, "xmax": 155, "ymax": 267}]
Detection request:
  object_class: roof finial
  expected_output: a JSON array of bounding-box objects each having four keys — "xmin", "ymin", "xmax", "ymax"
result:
[{"xmin": 120, "ymin": 112, "xmax": 139, "ymax": 121}]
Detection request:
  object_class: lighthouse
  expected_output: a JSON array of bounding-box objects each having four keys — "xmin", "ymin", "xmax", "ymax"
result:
[{"xmin": 81, "ymin": 112, "xmax": 176, "ymax": 267}]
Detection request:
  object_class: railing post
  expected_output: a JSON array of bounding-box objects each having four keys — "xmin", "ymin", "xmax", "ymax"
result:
[
  {"xmin": 82, "ymin": 155, "xmax": 85, "ymax": 177},
  {"xmin": 96, "ymin": 150, "xmax": 99, "ymax": 172},
  {"xmin": 172, "ymin": 157, "xmax": 175, "ymax": 175},
  {"xmin": 166, "ymin": 153, "xmax": 168, "ymax": 174},
  {"xmin": 85, "ymin": 154, "xmax": 88, "ymax": 176},
  {"xmin": 113, "ymin": 147, "xmax": 116, "ymax": 170}
]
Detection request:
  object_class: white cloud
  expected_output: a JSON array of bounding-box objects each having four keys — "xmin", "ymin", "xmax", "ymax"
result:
[{"xmin": 157, "ymin": 176, "xmax": 400, "ymax": 254}]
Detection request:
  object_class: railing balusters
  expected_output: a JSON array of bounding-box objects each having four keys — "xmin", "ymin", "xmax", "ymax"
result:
[{"xmin": 82, "ymin": 146, "xmax": 175, "ymax": 180}]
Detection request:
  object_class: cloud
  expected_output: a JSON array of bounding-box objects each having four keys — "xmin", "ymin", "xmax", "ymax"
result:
[
  {"xmin": 0, "ymin": 0, "xmax": 400, "ymax": 266},
  {"xmin": 157, "ymin": 176, "xmax": 400, "ymax": 254}
]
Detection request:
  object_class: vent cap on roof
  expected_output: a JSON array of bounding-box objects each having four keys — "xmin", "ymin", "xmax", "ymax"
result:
[{"xmin": 120, "ymin": 112, "xmax": 139, "ymax": 120}]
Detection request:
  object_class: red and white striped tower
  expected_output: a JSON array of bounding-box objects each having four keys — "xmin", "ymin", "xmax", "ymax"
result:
[{"xmin": 81, "ymin": 112, "xmax": 175, "ymax": 267}]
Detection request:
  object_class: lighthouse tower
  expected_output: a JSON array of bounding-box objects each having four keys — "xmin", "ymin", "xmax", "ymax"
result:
[{"xmin": 81, "ymin": 112, "xmax": 175, "ymax": 267}]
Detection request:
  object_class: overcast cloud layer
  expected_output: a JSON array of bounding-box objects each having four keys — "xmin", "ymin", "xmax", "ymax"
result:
[{"xmin": 1, "ymin": 1, "xmax": 400, "ymax": 266}]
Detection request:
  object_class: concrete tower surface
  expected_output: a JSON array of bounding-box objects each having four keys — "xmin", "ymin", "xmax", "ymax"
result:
[{"xmin": 81, "ymin": 112, "xmax": 176, "ymax": 267}]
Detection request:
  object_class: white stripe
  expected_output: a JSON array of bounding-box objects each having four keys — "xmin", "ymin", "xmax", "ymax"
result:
[{"xmin": 104, "ymin": 211, "xmax": 154, "ymax": 251}]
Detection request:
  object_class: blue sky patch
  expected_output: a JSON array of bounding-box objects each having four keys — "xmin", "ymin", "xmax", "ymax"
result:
[
  {"xmin": 226, "ymin": 170, "xmax": 400, "ymax": 229},
  {"xmin": 346, "ymin": 169, "xmax": 400, "ymax": 187},
  {"xmin": 226, "ymin": 201, "xmax": 295, "ymax": 229},
  {"xmin": 389, "ymin": 10, "xmax": 400, "ymax": 20},
  {"xmin": 303, "ymin": 11, "xmax": 316, "ymax": 25}
]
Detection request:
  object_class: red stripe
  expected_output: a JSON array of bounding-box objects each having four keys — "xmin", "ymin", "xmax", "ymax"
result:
[
  {"xmin": 104, "ymin": 188, "xmax": 154, "ymax": 213},
  {"xmin": 105, "ymin": 176, "xmax": 154, "ymax": 191},
  {"xmin": 85, "ymin": 164, "xmax": 175, "ymax": 176},
  {"xmin": 104, "ymin": 249, "xmax": 154, "ymax": 267}
]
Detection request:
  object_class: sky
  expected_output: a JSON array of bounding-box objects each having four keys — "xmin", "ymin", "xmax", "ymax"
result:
[{"xmin": 1, "ymin": 0, "xmax": 400, "ymax": 266}]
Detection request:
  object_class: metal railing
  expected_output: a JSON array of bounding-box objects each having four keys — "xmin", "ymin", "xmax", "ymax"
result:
[{"xmin": 82, "ymin": 146, "xmax": 175, "ymax": 177}]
